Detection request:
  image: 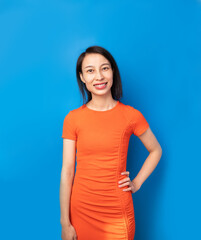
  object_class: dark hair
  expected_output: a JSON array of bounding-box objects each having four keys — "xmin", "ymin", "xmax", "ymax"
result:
[{"xmin": 76, "ymin": 45, "xmax": 123, "ymax": 104}]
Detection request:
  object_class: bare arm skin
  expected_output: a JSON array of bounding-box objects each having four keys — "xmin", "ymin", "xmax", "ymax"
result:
[
  {"xmin": 132, "ymin": 127, "xmax": 162, "ymax": 189},
  {"xmin": 60, "ymin": 139, "xmax": 77, "ymax": 239}
]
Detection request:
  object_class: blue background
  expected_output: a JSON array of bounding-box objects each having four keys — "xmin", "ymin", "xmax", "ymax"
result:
[{"xmin": 0, "ymin": 0, "xmax": 201, "ymax": 239}]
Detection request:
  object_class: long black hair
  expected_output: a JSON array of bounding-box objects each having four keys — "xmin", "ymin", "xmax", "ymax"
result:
[{"xmin": 76, "ymin": 46, "xmax": 123, "ymax": 104}]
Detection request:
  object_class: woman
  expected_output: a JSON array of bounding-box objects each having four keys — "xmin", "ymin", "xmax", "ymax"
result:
[{"xmin": 60, "ymin": 46, "xmax": 162, "ymax": 240}]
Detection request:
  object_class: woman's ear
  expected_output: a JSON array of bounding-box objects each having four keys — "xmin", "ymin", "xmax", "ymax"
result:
[{"xmin": 79, "ymin": 72, "xmax": 85, "ymax": 83}]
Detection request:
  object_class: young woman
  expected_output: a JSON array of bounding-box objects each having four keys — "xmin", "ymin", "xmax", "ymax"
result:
[{"xmin": 60, "ymin": 46, "xmax": 162, "ymax": 240}]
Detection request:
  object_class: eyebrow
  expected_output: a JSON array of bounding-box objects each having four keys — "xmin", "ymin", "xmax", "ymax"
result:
[{"xmin": 84, "ymin": 63, "xmax": 110, "ymax": 69}]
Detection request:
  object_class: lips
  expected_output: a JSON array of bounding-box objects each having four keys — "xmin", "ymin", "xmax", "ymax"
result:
[{"xmin": 93, "ymin": 82, "xmax": 108, "ymax": 86}]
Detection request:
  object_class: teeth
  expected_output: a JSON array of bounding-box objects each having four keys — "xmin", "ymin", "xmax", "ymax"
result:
[{"xmin": 95, "ymin": 83, "xmax": 107, "ymax": 86}]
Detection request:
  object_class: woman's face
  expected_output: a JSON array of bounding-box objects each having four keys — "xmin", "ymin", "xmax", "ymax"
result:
[{"xmin": 80, "ymin": 53, "xmax": 113, "ymax": 96}]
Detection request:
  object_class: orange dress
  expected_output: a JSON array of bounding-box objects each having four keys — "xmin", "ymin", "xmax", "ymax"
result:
[{"xmin": 62, "ymin": 100, "xmax": 149, "ymax": 240}]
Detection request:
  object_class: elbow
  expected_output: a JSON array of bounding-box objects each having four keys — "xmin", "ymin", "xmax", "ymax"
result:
[
  {"xmin": 151, "ymin": 146, "xmax": 162, "ymax": 159},
  {"xmin": 158, "ymin": 146, "xmax": 162, "ymax": 159},
  {"xmin": 61, "ymin": 169, "xmax": 75, "ymax": 179}
]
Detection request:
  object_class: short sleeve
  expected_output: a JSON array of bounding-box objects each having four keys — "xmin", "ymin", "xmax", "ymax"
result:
[
  {"xmin": 61, "ymin": 111, "xmax": 77, "ymax": 140},
  {"xmin": 132, "ymin": 108, "xmax": 150, "ymax": 136}
]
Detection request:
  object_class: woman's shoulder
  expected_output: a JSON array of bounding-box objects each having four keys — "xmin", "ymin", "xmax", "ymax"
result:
[
  {"xmin": 65, "ymin": 104, "xmax": 85, "ymax": 120},
  {"xmin": 120, "ymin": 101, "xmax": 136, "ymax": 112},
  {"xmin": 119, "ymin": 102, "xmax": 145, "ymax": 117}
]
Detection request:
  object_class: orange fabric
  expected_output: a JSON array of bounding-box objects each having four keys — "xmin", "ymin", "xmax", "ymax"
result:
[{"xmin": 62, "ymin": 101, "xmax": 149, "ymax": 240}]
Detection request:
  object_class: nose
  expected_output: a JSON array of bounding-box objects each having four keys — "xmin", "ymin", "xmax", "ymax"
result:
[{"xmin": 95, "ymin": 70, "xmax": 103, "ymax": 80}]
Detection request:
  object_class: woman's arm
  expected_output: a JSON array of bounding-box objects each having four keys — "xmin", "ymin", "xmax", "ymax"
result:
[
  {"xmin": 60, "ymin": 139, "xmax": 76, "ymax": 227},
  {"xmin": 132, "ymin": 127, "xmax": 162, "ymax": 189}
]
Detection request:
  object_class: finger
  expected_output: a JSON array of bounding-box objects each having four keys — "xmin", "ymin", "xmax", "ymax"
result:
[
  {"xmin": 119, "ymin": 181, "xmax": 130, "ymax": 188},
  {"xmin": 118, "ymin": 177, "xmax": 130, "ymax": 184},
  {"xmin": 121, "ymin": 171, "xmax": 130, "ymax": 175},
  {"xmin": 123, "ymin": 187, "xmax": 132, "ymax": 192}
]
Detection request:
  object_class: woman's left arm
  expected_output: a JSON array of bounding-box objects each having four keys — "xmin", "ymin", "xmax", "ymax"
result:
[{"xmin": 131, "ymin": 127, "xmax": 162, "ymax": 191}]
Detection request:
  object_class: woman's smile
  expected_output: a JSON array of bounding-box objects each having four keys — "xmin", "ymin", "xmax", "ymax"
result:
[{"xmin": 93, "ymin": 82, "xmax": 108, "ymax": 89}]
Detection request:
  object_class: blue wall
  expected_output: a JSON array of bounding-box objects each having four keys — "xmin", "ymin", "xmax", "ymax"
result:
[{"xmin": 0, "ymin": 1, "xmax": 200, "ymax": 239}]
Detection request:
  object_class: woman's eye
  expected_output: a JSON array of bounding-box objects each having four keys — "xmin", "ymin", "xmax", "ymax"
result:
[
  {"xmin": 87, "ymin": 69, "xmax": 93, "ymax": 73},
  {"xmin": 103, "ymin": 67, "xmax": 109, "ymax": 70}
]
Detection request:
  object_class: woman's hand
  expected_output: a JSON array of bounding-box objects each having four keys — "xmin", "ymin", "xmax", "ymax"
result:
[
  {"xmin": 61, "ymin": 223, "xmax": 77, "ymax": 240},
  {"xmin": 118, "ymin": 171, "xmax": 141, "ymax": 194}
]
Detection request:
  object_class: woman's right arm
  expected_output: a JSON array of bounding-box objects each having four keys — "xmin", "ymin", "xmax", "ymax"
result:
[{"xmin": 60, "ymin": 138, "xmax": 77, "ymax": 239}]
